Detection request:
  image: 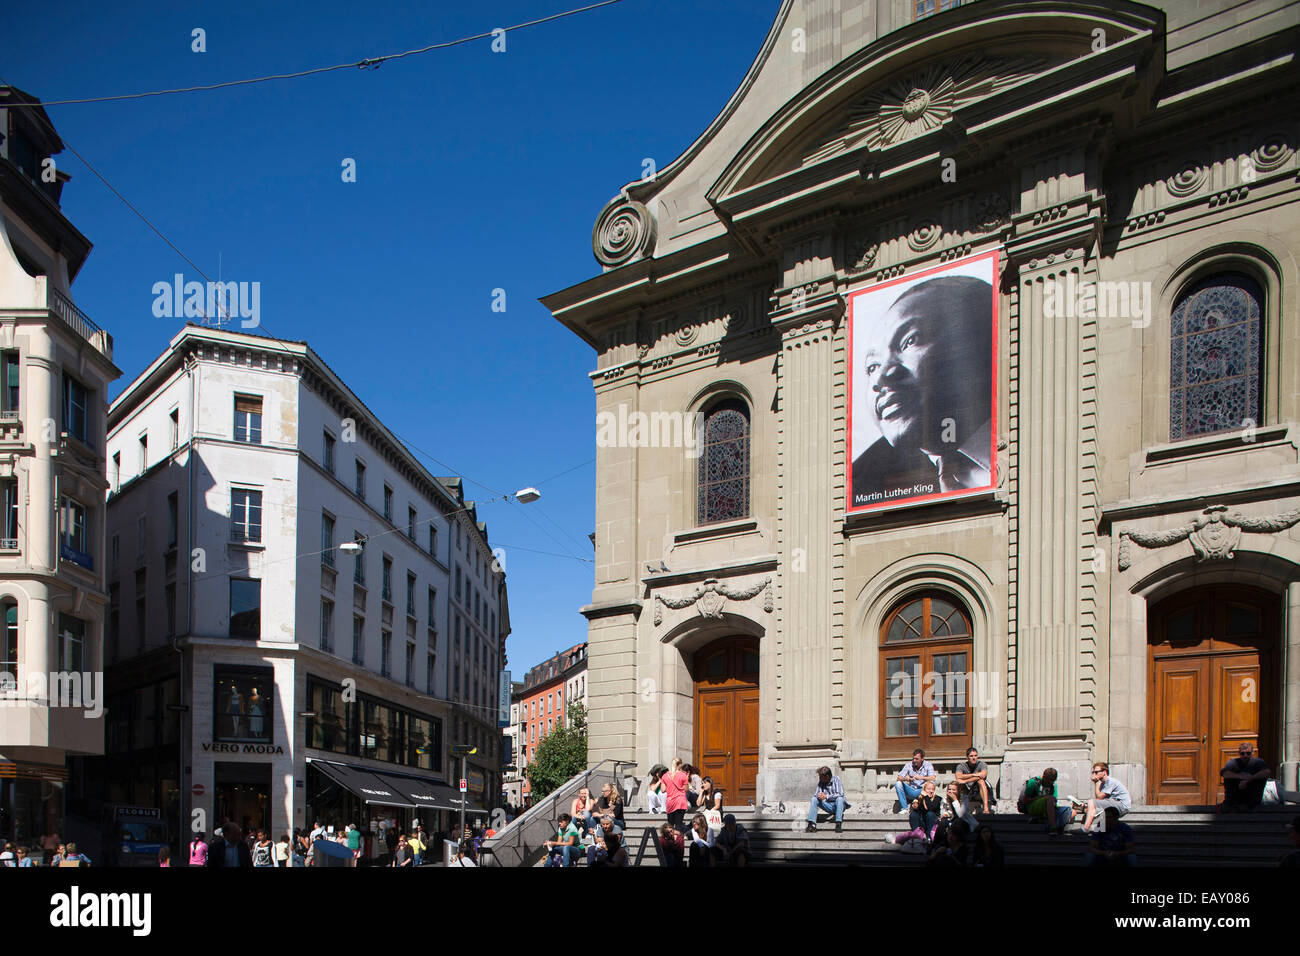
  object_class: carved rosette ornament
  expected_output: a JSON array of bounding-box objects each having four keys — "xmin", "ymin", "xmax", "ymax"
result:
[
  {"xmin": 1166, "ymin": 161, "xmax": 1208, "ymax": 198},
  {"xmin": 653, "ymin": 576, "xmax": 773, "ymax": 626},
  {"xmin": 908, "ymin": 221, "xmax": 943, "ymax": 252},
  {"xmin": 592, "ymin": 198, "xmax": 656, "ymax": 267},
  {"xmin": 1251, "ymin": 134, "xmax": 1293, "ymax": 174},
  {"xmin": 1117, "ymin": 505, "xmax": 1300, "ymax": 571}
]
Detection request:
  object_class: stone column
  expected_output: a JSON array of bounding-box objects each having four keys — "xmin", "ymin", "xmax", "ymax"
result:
[
  {"xmin": 763, "ymin": 230, "xmax": 842, "ymax": 802},
  {"xmin": 999, "ymin": 127, "xmax": 1109, "ymax": 800},
  {"xmin": 583, "ymin": 325, "xmax": 643, "ymax": 770},
  {"xmin": 1284, "ymin": 580, "xmax": 1300, "ymax": 791}
]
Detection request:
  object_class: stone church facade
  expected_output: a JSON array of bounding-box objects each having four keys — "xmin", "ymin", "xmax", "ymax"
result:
[{"xmin": 543, "ymin": 0, "xmax": 1300, "ymax": 808}]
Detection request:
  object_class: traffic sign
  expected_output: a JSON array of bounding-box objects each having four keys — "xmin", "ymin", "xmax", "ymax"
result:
[
  {"xmin": 459, "ymin": 778, "xmax": 467, "ymax": 793},
  {"xmin": 191, "ymin": 784, "xmax": 205, "ymax": 796}
]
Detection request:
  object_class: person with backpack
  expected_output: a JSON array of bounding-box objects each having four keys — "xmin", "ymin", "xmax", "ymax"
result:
[{"xmin": 1018, "ymin": 767, "xmax": 1078, "ymax": 834}]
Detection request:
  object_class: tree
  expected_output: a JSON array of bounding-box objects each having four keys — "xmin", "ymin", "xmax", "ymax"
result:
[{"xmin": 526, "ymin": 702, "xmax": 587, "ymax": 800}]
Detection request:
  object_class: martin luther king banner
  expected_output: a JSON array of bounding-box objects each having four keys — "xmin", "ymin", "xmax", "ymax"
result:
[{"xmin": 847, "ymin": 251, "xmax": 999, "ymax": 514}]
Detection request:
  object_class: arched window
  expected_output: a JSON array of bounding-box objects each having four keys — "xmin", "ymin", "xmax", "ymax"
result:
[
  {"xmin": 879, "ymin": 592, "xmax": 973, "ymax": 757},
  {"xmin": 1170, "ymin": 272, "xmax": 1264, "ymax": 440},
  {"xmin": 696, "ymin": 398, "xmax": 750, "ymax": 525}
]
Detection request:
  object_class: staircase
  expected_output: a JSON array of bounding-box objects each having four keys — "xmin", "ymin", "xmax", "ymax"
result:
[{"xmin": 612, "ymin": 805, "xmax": 1295, "ymax": 867}]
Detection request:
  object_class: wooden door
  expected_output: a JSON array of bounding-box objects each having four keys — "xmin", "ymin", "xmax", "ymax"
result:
[
  {"xmin": 1148, "ymin": 586, "xmax": 1276, "ymax": 805},
  {"xmin": 693, "ymin": 638, "xmax": 760, "ymax": 807}
]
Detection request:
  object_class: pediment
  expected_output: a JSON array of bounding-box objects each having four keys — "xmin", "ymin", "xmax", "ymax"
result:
[
  {"xmin": 708, "ymin": 4, "xmax": 1165, "ymax": 207},
  {"xmin": 798, "ymin": 52, "xmax": 1055, "ymax": 168}
]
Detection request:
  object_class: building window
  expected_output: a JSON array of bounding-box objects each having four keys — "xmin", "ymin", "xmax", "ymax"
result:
[
  {"xmin": 63, "ymin": 373, "xmax": 90, "ymax": 446},
  {"xmin": 58, "ymin": 614, "xmax": 86, "ymax": 673},
  {"xmin": 230, "ymin": 489, "xmax": 262, "ymax": 543},
  {"xmin": 406, "ymin": 572, "xmax": 416, "ymax": 617},
  {"xmin": 169, "ymin": 407, "xmax": 179, "ymax": 450},
  {"xmin": 165, "ymin": 583, "xmax": 176, "ymax": 637},
  {"xmin": 353, "ymin": 533, "xmax": 366, "ymax": 584},
  {"xmin": 1, "ymin": 479, "xmax": 18, "ymax": 549},
  {"xmin": 111, "ymin": 452, "xmax": 120, "ymax": 493},
  {"xmin": 355, "ymin": 460, "xmax": 366, "ymax": 500},
  {"xmin": 321, "ymin": 512, "xmax": 335, "ymax": 567},
  {"xmin": 138, "ymin": 433, "xmax": 148, "ymax": 473},
  {"xmin": 107, "ymin": 585, "xmax": 119, "ymax": 661},
  {"xmin": 323, "ymin": 431, "xmax": 336, "ymax": 474},
  {"xmin": 1170, "ymin": 272, "xmax": 1264, "ymax": 440},
  {"xmin": 60, "ymin": 496, "xmax": 92, "ymax": 568},
  {"xmin": 134, "ymin": 569, "xmax": 147, "ymax": 652},
  {"xmin": 427, "ymin": 587, "xmax": 437, "ymax": 623},
  {"xmin": 306, "ymin": 676, "xmax": 347, "ymax": 753},
  {"xmin": 381, "ymin": 556, "xmax": 393, "ymax": 603},
  {"xmin": 913, "ymin": 0, "xmax": 960, "ymax": 19},
  {"xmin": 1, "ymin": 351, "xmax": 19, "ymax": 416},
  {"xmin": 405, "ymin": 641, "xmax": 415, "ymax": 687},
  {"xmin": 455, "ymin": 566, "xmax": 462, "ymax": 602},
  {"xmin": 166, "ymin": 491, "xmax": 178, "ymax": 550},
  {"xmin": 1, "ymin": 601, "xmax": 17, "ymax": 682},
  {"xmin": 233, "ymin": 394, "xmax": 263, "ymax": 444},
  {"xmin": 407, "ymin": 507, "xmax": 417, "ymax": 541},
  {"xmin": 215, "ymin": 665, "xmax": 273, "ymax": 743},
  {"xmin": 879, "ymin": 592, "xmax": 973, "ymax": 757},
  {"xmin": 428, "ymin": 524, "xmax": 437, "ymax": 556},
  {"xmin": 427, "ymin": 652, "xmax": 436, "ymax": 694},
  {"xmin": 383, "ymin": 485, "xmax": 393, "ymax": 522},
  {"xmin": 696, "ymin": 398, "xmax": 750, "ymax": 525},
  {"xmin": 381, "ymin": 630, "xmax": 392, "ymax": 678},
  {"xmin": 110, "ymin": 533, "xmax": 119, "ymax": 570},
  {"xmin": 320, "ymin": 598, "xmax": 334, "ymax": 653},
  {"xmin": 229, "ymin": 578, "xmax": 261, "ymax": 640},
  {"xmin": 352, "ymin": 616, "xmax": 365, "ymax": 665}
]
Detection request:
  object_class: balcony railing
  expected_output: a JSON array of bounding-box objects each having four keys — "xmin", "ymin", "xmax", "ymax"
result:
[{"xmin": 48, "ymin": 287, "xmax": 113, "ymax": 360}]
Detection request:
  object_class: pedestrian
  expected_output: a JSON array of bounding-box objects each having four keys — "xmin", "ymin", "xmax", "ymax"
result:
[
  {"xmin": 158, "ymin": 846, "xmax": 170, "ymax": 868},
  {"xmin": 658, "ymin": 821, "xmax": 685, "ymax": 867},
  {"xmin": 408, "ymin": 829, "xmax": 425, "ymax": 866},
  {"xmin": 393, "ymin": 835, "xmax": 411, "ymax": 867},
  {"xmin": 16, "ymin": 846, "xmax": 34, "ymax": 867},
  {"xmin": 345, "ymin": 822, "xmax": 362, "ymax": 866},
  {"xmin": 50, "ymin": 843, "xmax": 66, "ymax": 866},
  {"xmin": 1, "ymin": 842, "xmax": 15, "ymax": 866},
  {"xmin": 275, "ymin": 832, "xmax": 291, "ymax": 868},
  {"xmin": 252, "ymin": 830, "xmax": 275, "ymax": 868},
  {"xmin": 189, "ymin": 831, "xmax": 208, "ymax": 867},
  {"xmin": 208, "ymin": 824, "xmax": 252, "ymax": 868},
  {"xmin": 448, "ymin": 839, "xmax": 477, "ymax": 867},
  {"xmin": 662, "ymin": 757, "xmax": 690, "ymax": 832}
]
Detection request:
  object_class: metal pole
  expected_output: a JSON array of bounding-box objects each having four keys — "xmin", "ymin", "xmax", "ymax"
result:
[{"xmin": 458, "ymin": 754, "xmax": 466, "ymax": 843}]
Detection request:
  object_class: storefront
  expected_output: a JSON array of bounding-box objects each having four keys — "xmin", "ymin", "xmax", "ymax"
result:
[{"xmin": 0, "ymin": 761, "xmax": 66, "ymax": 846}]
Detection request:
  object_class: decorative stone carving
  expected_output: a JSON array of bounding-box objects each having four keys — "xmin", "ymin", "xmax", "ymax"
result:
[
  {"xmin": 1166, "ymin": 161, "xmax": 1208, "ymax": 198},
  {"xmin": 1251, "ymin": 133, "xmax": 1292, "ymax": 174},
  {"xmin": 674, "ymin": 324, "xmax": 699, "ymax": 347},
  {"xmin": 850, "ymin": 238, "xmax": 879, "ymax": 272},
  {"xmin": 592, "ymin": 198, "xmax": 656, "ymax": 267},
  {"xmin": 803, "ymin": 54, "xmax": 1046, "ymax": 164},
  {"xmin": 653, "ymin": 576, "xmax": 773, "ymax": 626},
  {"xmin": 1117, "ymin": 505, "xmax": 1300, "ymax": 571},
  {"xmin": 974, "ymin": 192, "xmax": 1011, "ymax": 231},
  {"xmin": 908, "ymin": 221, "xmax": 943, "ymax": 252}
]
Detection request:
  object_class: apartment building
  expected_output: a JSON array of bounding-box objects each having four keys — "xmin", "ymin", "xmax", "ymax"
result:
[
  {"xmin": 513, "ymin": 642, "xmax": 586, "ymax": 804},
  {"xmin": 89, "ymin": 325, "xmax": 508, "ymax": 856},
  {"xmin": 0, "ymin": 87, "xmax": 121, "ymax": 846}
]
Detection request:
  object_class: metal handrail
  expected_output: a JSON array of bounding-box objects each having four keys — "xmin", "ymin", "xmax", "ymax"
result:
[{"xmin": 481, "ymin": 758, "xmax": 635, "ymax": 867}]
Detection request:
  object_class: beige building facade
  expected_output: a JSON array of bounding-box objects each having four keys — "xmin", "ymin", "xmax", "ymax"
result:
[{"xmin": 544, "ymin": 0, "xmax": 1300, "ymax": 808}]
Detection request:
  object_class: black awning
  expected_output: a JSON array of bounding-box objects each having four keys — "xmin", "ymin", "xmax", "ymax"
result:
[
  {"xmin": 374, "ymin": 774, "xmax": 488, "ymax": 815},
  {"xmin": 309, "ymin": 760, "xmax": 416, "ymax": 808}
]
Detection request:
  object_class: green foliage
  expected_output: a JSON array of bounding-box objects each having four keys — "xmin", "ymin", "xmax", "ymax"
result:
[{"xmin": 526, "ymin": 702, "xmax": 588, "ymax": 800}]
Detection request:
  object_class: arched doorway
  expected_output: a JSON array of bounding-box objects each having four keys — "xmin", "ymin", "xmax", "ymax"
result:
[
  {"xmin": 692, "ymin": 637, "xmax": 759, "ymax": 807},
  {"xmin": 1147, "ymin": 585, "xmax": 1279, "ymax": 805}
]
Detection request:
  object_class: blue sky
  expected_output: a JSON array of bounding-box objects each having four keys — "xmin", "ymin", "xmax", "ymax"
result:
[{"xmin": 0, "ymin": 0, "xmax": 779, "ymax": 674}]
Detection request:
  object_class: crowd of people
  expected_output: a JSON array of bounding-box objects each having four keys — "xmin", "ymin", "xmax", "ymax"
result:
[{"xmin": 0, "ymin": 839, "xmax": 92, "ymax": 867}]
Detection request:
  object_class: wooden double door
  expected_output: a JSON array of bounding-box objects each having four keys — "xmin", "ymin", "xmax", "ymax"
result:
[
  {"xmin": 1147, "ymin": 585, "xmax": 1278, "ymax": 805},
  {"xmin": 692, "ymin": 637, "xmax": 760, "ymax": 807}
]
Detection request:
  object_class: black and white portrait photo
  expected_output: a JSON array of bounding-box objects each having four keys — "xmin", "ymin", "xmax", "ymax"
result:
[{"xmin": 847, "ymin": 252, "xmax": 998, "ymax": 513}]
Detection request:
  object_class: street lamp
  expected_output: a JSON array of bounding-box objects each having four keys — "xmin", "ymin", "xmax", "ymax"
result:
[
  {"xmin": 338, "ymin": 540, "xmax": 363, "ymax": 555},
  {"xmin": 514, "ymin": 487, "xmax": 541, "ymax": 504}
]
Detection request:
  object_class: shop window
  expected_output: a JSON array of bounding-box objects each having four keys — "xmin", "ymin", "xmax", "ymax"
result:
[
  {"xmin": 878, "ymin": 592, "xmax": 973, "ymax": 758},
  {"xmin": 215, "ymin": 665, "xmax": 274, "ymax": 743}
]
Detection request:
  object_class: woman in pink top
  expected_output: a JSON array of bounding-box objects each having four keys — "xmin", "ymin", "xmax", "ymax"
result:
[
  {"xmin": 189, "ymin": 832, "xmax": 209, "ymax": 867},
  {"xmin": 662, "ymin": 757, "xmax": 690, "ymax": 831}
]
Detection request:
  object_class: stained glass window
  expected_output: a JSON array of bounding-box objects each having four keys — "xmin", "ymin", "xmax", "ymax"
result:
[
  {"xmin": 1170, "ymin": 273, "xmax": 1263, "ymax": 440},
  {"xmin": 696, "ymin": 399, "xmax": 750, "ymax": 525}
]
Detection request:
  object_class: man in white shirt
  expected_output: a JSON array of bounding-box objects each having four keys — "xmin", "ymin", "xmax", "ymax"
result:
[{"xmin": 1083, "ymin": 761, "xmax": 1131, "ymax": 833}]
